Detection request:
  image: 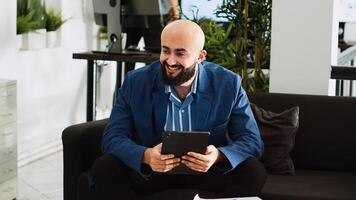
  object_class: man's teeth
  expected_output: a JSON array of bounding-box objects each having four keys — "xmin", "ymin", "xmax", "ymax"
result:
[{"xmin": 167, "ymin": 65, "xmax": 180, "ymax": 69}]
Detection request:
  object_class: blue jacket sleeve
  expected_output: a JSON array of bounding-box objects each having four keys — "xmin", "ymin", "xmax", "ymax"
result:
[
  {"xmin": 101, "ymin": 74, "xmax": 149, "ymax": 177},
  {"xmin": 216, "ymin": 76, "xmax": 264, "ymax": 173}
]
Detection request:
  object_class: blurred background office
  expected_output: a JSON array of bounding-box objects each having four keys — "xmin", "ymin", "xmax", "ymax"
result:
[{"xmin": 0, "ymin": 0, "xmax": 355, "ymax": 199}]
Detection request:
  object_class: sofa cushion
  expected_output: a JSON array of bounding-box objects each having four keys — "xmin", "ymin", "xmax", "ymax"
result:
[
  {"xmin": 251, "ymin": 103, "xmax": 299, "ymax": 175},
  {"xmin": 261, "ymin": 170, "xmax": 356, "ymax": 200},
  {"xmin": 248, "ymin": 92, "xmax": 356, "ymax": 172}
]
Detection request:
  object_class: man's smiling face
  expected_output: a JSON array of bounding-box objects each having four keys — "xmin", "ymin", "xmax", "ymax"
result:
[
  {"xmin": 160, "ymin": 46, "xmax": 197, "ymax": 86},
  {"xmin": 159, "ymin": 20, "xmax": 207, "ymax": 86}
]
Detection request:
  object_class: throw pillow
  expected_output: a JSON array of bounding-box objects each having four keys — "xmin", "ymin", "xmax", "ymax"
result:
[{"xmin": 250, "ymin": 103, "xmax": 299, "ymax": 175}]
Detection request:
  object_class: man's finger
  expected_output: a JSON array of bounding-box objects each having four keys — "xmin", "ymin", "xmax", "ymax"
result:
[
  {"xmin": 182, "ymin": 155, "xmax": 206, "ymax": 166},
  {"xmin": 153, "ymin": 158, "xmax": 180, "ymax": 167},
  {"xmin": 160, "ymin": 154, "xmax": 175, "ymax": 160},
  {"xmin": 166, "ymin": 158, "xmax": 181, "ymax": 164},
  {"xmin": 155, "ymin": 163, "xmax": 180, "ymax": 172},
  {"xmin": 164, "ymin": 163, "xmax": 180, "ymax": 172},
  {"xmin": 156, "ymin": 143, "xmax": 163, "ymax": 152},
  {"xmin": 156, "ymin": 158, "xmax": 180, "ymax": 165},
  {"xmin": 187, "ymin": 152, "xmax": 209, "ymax": 162},
  {"xmin": 181, "ymin": 160, "xmax": 206, "ymax": 172}
]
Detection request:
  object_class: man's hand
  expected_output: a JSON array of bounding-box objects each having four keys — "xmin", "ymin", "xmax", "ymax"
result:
[
  {"xmin": 142, "ymin": 143, "xmax": 181, "ymax": 173},
  {"xmin": 181, "ymin": 145, "xmax": 224, "ymax": 173}
]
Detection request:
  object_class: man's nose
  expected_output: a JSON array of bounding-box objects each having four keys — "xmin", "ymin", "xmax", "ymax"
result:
[{"xmin": 165, "ymin": 55, "xmax": 177, "ymax": 66}]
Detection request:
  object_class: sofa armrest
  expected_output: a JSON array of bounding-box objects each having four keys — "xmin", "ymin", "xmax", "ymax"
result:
[{"xmin": 62, "ymin": 119, "xmax": 108, "ymax": 200}]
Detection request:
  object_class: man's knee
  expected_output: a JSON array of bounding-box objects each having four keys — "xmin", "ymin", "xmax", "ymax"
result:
[
  {"xmin": 90, "ymin": 154, "xmax": 130, "ymax": 182},
  {"xmin": 235, "ymin": 157, "xmax": 267, "ymax": 182},
  {"xmin": 225, "ymin": 157, "xmax": 267, "ymax": 196},
  {"xmin": 241, "ymin": 157, "xmax": 266, "ymax": 176}
]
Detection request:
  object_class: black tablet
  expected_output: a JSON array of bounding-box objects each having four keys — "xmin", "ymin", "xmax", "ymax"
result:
[{"xmin": 161, "ymin": 131, "xmax": 210, "ymax": 174}]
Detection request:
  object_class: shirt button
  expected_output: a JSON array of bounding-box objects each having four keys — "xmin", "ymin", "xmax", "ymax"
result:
[{"xmin": 181, "ymin": 110, "xmax": 185, "ymax": 113}]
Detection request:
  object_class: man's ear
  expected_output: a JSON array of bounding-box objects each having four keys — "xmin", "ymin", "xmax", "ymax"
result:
[{"xmin": 196, "ymin": 50, "xmax": 207, "ymax": 63}]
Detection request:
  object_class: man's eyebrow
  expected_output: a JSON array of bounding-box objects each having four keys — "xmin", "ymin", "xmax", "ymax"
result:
[
  {"xmin": 162, "ymin": 46, "xmax": 187, "ymax": 53},
  {"xmin": 175, "ymin": 48, "xmax": 187, "ymax": 53}
]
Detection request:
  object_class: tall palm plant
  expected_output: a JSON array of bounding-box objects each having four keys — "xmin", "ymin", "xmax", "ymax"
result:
[{"xmin": 198, "ymin": 0, "xmax": 272, "ymax": 92}]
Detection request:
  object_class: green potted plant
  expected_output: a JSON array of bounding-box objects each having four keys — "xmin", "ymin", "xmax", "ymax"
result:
[
  {"xmin": 45, "ymin": 8, "xmax": 66, "ymax": 32},
  {"xmin": 17, "ymin": 11, "xmax": 36, "ymax": 35},
  {"xmin": 216, "ymin": 0, "xmax": 271, "ymax": 92},
  {"xmin": 96, "ymin": 26, "xmax": 108, "ymax": 51},
  {"xmin": 45, "ymin": 7, "xmax": 67, "ymax": 47},
  {"xmin": 16, "ymin": 11, "xmax": 35, "ymax": 50},
  {"xmin": 183, "ymin": 0, "xmax": 271, "ymax": 92},
  {"xmin": 17, "ymin": 0, "xmax": 47, "ymax": 50},
  {"xmin": 17, "ymin": 0, "xmax": 28, "ymax": 49},
  {"xmin": 196, "ymin": 18, "xmax": 236, "ymax": 72}
]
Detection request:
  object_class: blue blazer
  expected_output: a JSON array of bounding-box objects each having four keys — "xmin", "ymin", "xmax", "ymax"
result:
[{"xmin": 102, "ymin": 61, "xmax": 263, "ymax": 176}]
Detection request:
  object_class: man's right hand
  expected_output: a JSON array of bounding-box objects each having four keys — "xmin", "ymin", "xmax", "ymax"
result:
[{"xmin": 142, "ymin": 143, "xmax": 180, "ymax": 173}]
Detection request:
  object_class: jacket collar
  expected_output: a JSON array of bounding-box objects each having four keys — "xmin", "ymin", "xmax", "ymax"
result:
[
  {"xmin": 152, "ymin": 66, "xmax": 168, "ymax": 138},
  {"xmin": 194, "ymin": 62, "xmax": 213, "ymax": 130}
]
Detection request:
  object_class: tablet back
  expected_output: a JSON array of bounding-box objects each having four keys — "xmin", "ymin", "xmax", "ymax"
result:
[{"xmin": 161, "ymin": 131, "xmax": 210, "ymax": 174}]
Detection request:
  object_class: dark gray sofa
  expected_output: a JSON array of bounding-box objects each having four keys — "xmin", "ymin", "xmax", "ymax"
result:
[{"xmin": 62, "ymin": 92, "xmax": 356, "ymax": 200}]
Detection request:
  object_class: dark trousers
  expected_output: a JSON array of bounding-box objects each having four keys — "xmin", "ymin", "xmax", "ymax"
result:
[{"xmin": 88, "ymin": 154, "xmax": 267, "ymax": 200}]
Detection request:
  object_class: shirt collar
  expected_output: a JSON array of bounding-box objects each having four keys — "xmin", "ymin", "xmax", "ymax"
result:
[{"xmin": 164, "ymin": 64, "xmax": 199, "ymax": 94}]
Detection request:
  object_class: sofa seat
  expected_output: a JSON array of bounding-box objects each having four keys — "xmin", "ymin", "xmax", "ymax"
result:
[{"xmin": 261, "ymin": 170, "xmax": 356, "ymax": 200}]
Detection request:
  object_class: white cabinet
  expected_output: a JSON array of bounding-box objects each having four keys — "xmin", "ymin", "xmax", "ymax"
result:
[{"xmin": 0, "ymin": 80, "xmax": 17, "ymax": 200}]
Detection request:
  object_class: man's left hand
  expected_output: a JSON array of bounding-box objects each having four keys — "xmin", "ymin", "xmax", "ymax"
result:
[{"xmin": 181, "ymin": 145, "xmax": 224, "ymax": 173}]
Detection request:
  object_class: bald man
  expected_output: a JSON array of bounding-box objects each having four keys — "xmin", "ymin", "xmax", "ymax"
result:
[{"xmin": 89, "ymin": 20, "xmax": 267, "ymax": 199}]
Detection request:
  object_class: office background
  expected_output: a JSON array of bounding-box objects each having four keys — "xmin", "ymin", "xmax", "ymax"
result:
[{"xmin": 0, "ymin": 0, "xmax": 355, "ymax": 199}]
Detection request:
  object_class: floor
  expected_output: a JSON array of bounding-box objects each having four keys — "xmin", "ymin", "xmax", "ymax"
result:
[{"xmin": 17, "ymin": 151, "xmax": 63, "ymax": 200}]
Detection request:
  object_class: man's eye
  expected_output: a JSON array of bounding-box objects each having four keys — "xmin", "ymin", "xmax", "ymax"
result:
[{"xmin": 176, "ymin": 53, "xmax": 185, "ymax": 57}]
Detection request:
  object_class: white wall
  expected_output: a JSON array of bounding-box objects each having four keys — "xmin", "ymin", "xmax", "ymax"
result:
[
  {"xmin": 0, "ymin": 0, "xmax": 100, "ymax": 165},
  {"xmin": 269, "ymin": 0, "xmax": 339, "ymax": 95}
]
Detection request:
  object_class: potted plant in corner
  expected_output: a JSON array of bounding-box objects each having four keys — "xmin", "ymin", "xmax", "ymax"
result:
[
  {"xmin": 17, "ymin": 10, "xmax": 37, "ymax": 50},
  {"xmin": 183, "ymin": 0, "xmax": 271, "ymax": 92},
  {"xmin": 45, "ymin": 7, "xmax": 67, "ymax": 48},
  {"xmin": 20, "ymin": 0, "xmax": 47, "ymax": 50},
  {"xmin": 216, "ymin": 0, "xmax": 272, "ymax": 92}
]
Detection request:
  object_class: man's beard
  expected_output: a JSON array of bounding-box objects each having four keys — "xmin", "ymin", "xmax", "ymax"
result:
[{"xmin": 161, "ymin": 61, "xmax": 196, "ymax": 86}]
